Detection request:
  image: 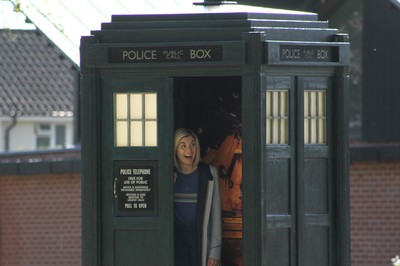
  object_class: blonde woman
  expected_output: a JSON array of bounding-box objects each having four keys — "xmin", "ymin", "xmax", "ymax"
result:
[{"xmin": 173, "ymin": 128, "xmax": 222, "ymax": 266}]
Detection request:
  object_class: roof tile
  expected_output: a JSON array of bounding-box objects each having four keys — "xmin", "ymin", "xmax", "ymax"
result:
[{"xmin": 0, "ymin": 29, "xmax": 78, "ymax": 117}]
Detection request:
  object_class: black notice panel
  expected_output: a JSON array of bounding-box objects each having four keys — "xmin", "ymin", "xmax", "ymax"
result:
[{"xmin": 114, "ymin": 160, "xmax": 157, "ymax": 216}]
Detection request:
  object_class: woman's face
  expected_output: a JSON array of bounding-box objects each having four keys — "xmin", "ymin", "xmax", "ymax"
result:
[{"xmin": 176, "ymin": 136, "xmax": 197, "ymax": 168}]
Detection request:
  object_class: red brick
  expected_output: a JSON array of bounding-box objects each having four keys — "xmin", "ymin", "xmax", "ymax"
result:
[
  {"xmin": 351, "ymin": 161, "xmax": 400, "ymax": 266},
  {"xmin": 0, "ymin": 173, "xmax": 81, "ymax": 266}
]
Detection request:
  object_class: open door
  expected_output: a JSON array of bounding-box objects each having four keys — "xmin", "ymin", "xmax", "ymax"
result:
[
  {"xmin": 100, "ymin": 77, "xmax": 174, "ymax": 266},
  {"xmin": 174, "ymin": 76, "xmax": 243, "ymax": 266}
]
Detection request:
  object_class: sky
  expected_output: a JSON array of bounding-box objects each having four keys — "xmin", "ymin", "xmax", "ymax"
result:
[{"xmin": 0, "ymin": 1, "xmax": 35, "ymax": 29}]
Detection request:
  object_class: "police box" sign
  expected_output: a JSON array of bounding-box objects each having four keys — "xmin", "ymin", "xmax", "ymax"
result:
[
  {"xmin": 279, "ymin": 45, "xmax": 339, "ymax": 63},
  {"xmin": 108, "ymin": 45, "xmax": 223, "ymax": 63},
  {"xmin": 264, "ymin": 42, "xmax": 346, "ymax": 65}
]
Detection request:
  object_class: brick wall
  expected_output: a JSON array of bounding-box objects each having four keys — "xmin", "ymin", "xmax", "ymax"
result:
[
  {"xmin": 351, "ymin": 161, "xmax": 400, "ymax": 266},
  {"xmin": 0, "ymin": 173, "xmax": 81, "ymax": 266},
  {"xmin": 1, "ymin": 160, "xmax": 400, "ymax": 265}
]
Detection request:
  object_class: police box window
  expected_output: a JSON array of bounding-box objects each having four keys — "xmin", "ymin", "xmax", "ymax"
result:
[
  {"xmin": 266, "ymin": 76, "xmax": 291, "ymax": 145},
  {"xmin": 304, "ymin": 90, "xmax": 326, "ymax": 144},
  {"xmin": 114, "ymin": 92, "xmax": 158, "ymax": 147}
]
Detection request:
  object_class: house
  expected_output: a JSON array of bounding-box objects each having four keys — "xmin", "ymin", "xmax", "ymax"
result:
[{"xmin": 0, "ymin": 29, "xmax": 78, "ymax": 152}]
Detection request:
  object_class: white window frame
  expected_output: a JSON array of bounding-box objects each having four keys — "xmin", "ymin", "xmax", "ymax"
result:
[{"xmin": 35, "ymin": 123, "xmax": 67, "ymax": 149}]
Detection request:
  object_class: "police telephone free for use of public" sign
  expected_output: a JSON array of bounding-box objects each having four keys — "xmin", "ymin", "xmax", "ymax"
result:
[{"xmin": 114, "ymin": 161, "xmax": 157, "ymax": 216}]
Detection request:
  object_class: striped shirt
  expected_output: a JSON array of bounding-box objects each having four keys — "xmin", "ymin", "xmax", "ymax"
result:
[{"xmin": 174, "ymin": 169, "xmax": 199, "ymax": 225}]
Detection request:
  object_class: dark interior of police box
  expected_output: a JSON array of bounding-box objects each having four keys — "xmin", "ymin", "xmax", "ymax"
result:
[{"xmin": 174, "ymin": 76, "xmax": 243, "ymax": 266}]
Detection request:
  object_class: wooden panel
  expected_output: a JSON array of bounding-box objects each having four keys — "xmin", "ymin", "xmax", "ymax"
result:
[
  {"xmin": 266, "ymin": 214, "xmax": 292, "ymax": 228},
  {"xmin": 114, "ymin": 229, "xmax": 158, "ymax": 266},
  {"xmin": 303, "ymin": 227, "xmax": 329, "ymax": 266},
  {"xmin": 304, "ymin": 158, "xmax": 328, "ymax": 213},
  {"xmin": 265, "ymin": 228, "xmax": 290, "ymax": 266},
  {"xmin": 266, "ymin": 159, "xmax": 290, "ymax": 214},
  {"xmin": 265, "ymin": 156, "xmax": 293, "ymax": 266}
]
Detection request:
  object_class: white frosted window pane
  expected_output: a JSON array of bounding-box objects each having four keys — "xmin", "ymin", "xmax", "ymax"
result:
[
  {"xmin": 116, "ymin": 121, "xmax": 128, "ymax": 146},
  {"xmin": 130, "ymin": 94, "xmax": 142, "ymax": 119},
  {"xmin": 310, "ymin": 91, "xmax": 317, "ymax": 116},
  {"xmin": 130, "ymin": 121, "xmax": 143, "ymax": 146},
  {"xmin": 145, "ymin": 121, "xmax": 157, "ymax": 146},
  {"xmin": 281, "ymin": 119, "xmax": 288, "ymax": 144},
  {"xmin": 280, "ymin": 92, "xmax": 287, "ymax": 116},
  {"xmin": 115, "ymin": 94, "xmax": 128, "ymax": 119},
  {"xmin": 319, "ymin": 119, "xmax": 326, "ymax": 143},
  {"xmin": 318, "ymin": 92, "xmax": 325, "ymax": 116},
  {"xmin": 145, "ymin": 93, "xmax": 157, "ymax": 119},
  {"xmin": 272, "ymin": 91, "xmax": 279, "ymax": 116},
  {"xmin": 272, "ymin": 119, "xmax": 279, "ymax": 144},
  {"xmin": 280, "ymin": 91, "xmax": 288, "ymax": 144},
  {"xmin": 311, "ymin": 118, "xmax": 317, "ymax": 143}
]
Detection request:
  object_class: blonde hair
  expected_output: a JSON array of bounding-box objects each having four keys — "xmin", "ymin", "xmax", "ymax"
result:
[{"xmin": 174, "ymin": 128, "xmax": 201, "ymax": 169}]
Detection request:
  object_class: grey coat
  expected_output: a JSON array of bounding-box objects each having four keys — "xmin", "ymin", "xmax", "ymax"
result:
[{"xmin": 197, "ymin": 163, "xmax": 222, "ymax": 266}]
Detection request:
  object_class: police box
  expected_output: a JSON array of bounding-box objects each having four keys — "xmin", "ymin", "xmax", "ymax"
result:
[{"xmin": 80, "ymin": 1, "xmax": 350, "ymax": 265}]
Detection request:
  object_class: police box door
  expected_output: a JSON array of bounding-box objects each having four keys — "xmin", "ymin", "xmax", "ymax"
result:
[
  {"xmin": 100, "ymin": 77, "xmax": 174, "ymax": 266},
  {"xmin": 264, "ymin": 75, "xmax": 335, "ymax": 266}
]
